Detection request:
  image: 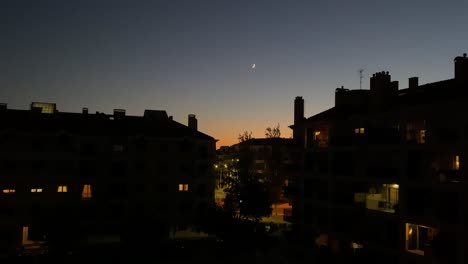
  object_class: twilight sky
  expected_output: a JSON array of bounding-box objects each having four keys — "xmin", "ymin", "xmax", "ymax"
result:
[{"xmin": 1, "ymin": 0, "xmax": 468, "ymax": 147}]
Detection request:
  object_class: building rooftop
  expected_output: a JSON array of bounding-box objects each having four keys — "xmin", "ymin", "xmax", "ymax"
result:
[{"xmin": 0, "ymin": 106, "xmax": 214, "ymax": 140}]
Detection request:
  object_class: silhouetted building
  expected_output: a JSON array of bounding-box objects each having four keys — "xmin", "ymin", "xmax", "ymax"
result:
[
  {"xmin": 216, "ymin": 138, "xmax": 301, "ymax": 222},
  {"xmin": 292, "ymin": 54, "xmax": 468, "ymax": 264},
  {"xmin": 0, "ymin": 103, "xmax": 216, "ymax": 255}
]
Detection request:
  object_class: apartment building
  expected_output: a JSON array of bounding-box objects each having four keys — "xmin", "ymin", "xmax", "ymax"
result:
[
  {"xmin": 0, "ymin": 103, "xmax": 216, "ymax": 255},
  {"xmin": 292, "ymin": 54, "xmax": 468, "ymax": 264}
]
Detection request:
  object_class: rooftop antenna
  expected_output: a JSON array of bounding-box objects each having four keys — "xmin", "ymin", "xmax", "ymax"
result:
[{"xmin": 358, "ymin": 68, "xmax": 364, "ymax": 90}]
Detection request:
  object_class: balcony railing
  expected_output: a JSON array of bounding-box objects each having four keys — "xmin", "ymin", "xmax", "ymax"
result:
[{"xmin": 355, "ymin": 193, "xmax": 398, "ymax": 213}]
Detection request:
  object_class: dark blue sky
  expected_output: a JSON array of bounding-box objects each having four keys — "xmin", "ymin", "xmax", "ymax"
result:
[{"xmin": 1, "ymin": 0, "xmax": 467, "ymax": 146}]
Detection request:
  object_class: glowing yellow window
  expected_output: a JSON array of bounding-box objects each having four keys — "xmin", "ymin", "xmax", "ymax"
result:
[
  {"xmin": 178, "ymin": 184, "xmax": 189, "ymax": 191},
  {"xmin": 313, "ymin": 131, "xmax": 321, "ymax": 140},
  {"xmin": 355, "ymin": 128, "xmax": 365, "ymax": 134},
  {"xmin": 455, "ymin": 155, "xmax": 460, "ymax": 170},
  {"xmin": 31, "ymin": 188, "xmax": 43, "ymax": 193},
  {"xmin": 82, "ymin": 184, "xmax": 92, "ymax": 199},
  {"xmin": 57, "ymin": 185, "xmax": 68, "ymax": 193},
  {"xmin": 3, "ymin": 189, "xmax": 15, "ymax": 193},
  {"xmin": 419, "ymin": 130, "xmax": 426, "ymax": 143}
]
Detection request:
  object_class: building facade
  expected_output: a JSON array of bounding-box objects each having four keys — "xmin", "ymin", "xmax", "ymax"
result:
[
  {"xmin": 0, "ymin": 103, "xmax": 216, "ymax": 255},
  {"xmin": 292, "ymin": 54, "xmax": 468, "ymax": 263}
]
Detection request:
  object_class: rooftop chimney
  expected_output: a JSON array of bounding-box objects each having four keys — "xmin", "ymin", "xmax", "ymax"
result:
[
  {"xmin": 188, "ymin": 114, "xmax": 198, "ymax": 130},
  {"xmin": 294, "ymin": 96, "xmax": 304, "ymax": 125},
  {"xmin": 0, "ymin": 103, "xmax": 6, "ymax": 110},
  {"xmin": 409, "ymin": 77, "xmax": 418, "ymax": 89},
  {"xmin": 454, "ymin": 53, "xmax": 468, "ymax": 81},
  {"xmin": 82, "ymin": 108, "xmax": 89, "ymax": 114}
]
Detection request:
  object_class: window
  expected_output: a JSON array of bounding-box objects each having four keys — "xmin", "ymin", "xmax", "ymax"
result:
[
  {"xmin": 406, "ymin": 223, "xmax": 438, "ymax": 256},
  {"xmin": 178, "ymin": 184, "xmax": 189, "ymax": 191},
  {"xmin": 82, "ymin": 184, "xmax": 92, "ymax": 199},
  {"xmin": 419, "ymin": 130, "xmax": 426, "ymax": 143},
  {"xmin": 313, "ymin": 131, "xmax": 321, "ymax": 140},
  {"xmin": 454, "ymin": 155, "xmax": 460, "ymax": 170},
  {"xmin": 354, "ymin": 127, "xmax": 365, "ymax": 134},
  {"xmin": 31, "ymin": 188, "xmax": 43, "ymax": 193},
  {"xmin": 57, "ymin": 185, "xmax": 68, "ymax": 193},
  {"xmin": 2, "ymin": 189, "xmax": 15, "ymax": 194}
]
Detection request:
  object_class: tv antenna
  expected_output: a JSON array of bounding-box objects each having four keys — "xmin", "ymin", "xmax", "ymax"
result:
[{"xmin": 358, "ymin": 68, "xmax": 364, "ymax": 90}]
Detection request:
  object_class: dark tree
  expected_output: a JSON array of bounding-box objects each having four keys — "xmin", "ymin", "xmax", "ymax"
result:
[
  {"xmin": 223, "ymin": 149, "xmax": 272, "ymax": 221},
  {"xmin": 238, "ymin": 131, "xmax": 253, "ymax": 142},
  {"xmin": 265, "ymin": 124, "xmax": 281, "ymax": 138}
]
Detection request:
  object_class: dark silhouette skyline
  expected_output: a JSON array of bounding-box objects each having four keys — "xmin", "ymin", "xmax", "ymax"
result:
[{"xmin": 1, "ymin": 0, "xmax": 468, "ymax": 146}]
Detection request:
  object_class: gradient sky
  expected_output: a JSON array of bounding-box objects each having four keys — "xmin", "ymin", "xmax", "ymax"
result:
[{"xmin": 1, "ymin": 0, "xmax": 468, "ymax": 148}]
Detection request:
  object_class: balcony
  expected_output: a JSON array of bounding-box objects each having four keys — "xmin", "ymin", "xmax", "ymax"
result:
[
  {"xmin": 438, "ymin": 169, "xmax": 462, "ymax": 183},
  {"xmin": 405, "ymin": 223, "xmax": 438, "ymax": 257},
  {"xmin": 354, "ymin": 184, "xmax": 399, "ymax": 214}
]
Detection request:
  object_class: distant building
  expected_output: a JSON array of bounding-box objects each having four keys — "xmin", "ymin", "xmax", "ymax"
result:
[
  {"xmin": 291, "ymin": 54, "xmax": 468, "ymax": 264},
  {"xmin": 216, "ymin": 138, "xmax": 301, "ymax": 222},
  {"xmin": 0, "ymin": 103, "xmax": 216, "ymax": 255}
]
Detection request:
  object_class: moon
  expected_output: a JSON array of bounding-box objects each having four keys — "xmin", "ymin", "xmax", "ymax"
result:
[{"xmin": 251, "ymin": 63, "xmax": 256, "ymax": 69}]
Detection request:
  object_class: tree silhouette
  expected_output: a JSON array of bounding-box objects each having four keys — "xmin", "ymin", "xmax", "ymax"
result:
[
  {"xmin": 265, "ymin": 124, "xmax": 281, "ymax": 138},
  {"xmin": 238, "ymin": 131, "xmax": 253, "ymax": 142},
  {"xmin": 223, "ymin": 149, "xmax": 272, "ymax": 221}
]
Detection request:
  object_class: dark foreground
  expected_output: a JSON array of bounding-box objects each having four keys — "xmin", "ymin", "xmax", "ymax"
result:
[{"xmin": 0, "ymin": 236, "xmax": 374, "ymax": 264}]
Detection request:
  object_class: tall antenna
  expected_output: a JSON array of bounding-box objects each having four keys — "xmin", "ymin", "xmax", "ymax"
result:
[{"xmin": 358, "ymin": 68, "xmax": 364, "ymax": 90}]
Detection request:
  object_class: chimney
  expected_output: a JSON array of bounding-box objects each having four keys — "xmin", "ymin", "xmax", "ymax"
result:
[
  {"xmin": 188, "ymin": 114, "xmax": 197, "ymax": 130},
  {"xmin": 391, "ymin": 80, "xmax": 399, "ymax": 90},
  {"xmin": 369, "ymin": 71, "xmax": 397, "ymax": 110},
  {"xmin": 294, "ymin": 96, "xmax": 304, "ymax": 125},
  {"xmin": 408, "ymin": 77, "xmax": 418, "ymax": 89},
  {"xmin": 454, "ymin": 53, "xmax": 468, "ymax": 81},
  {"xmin": 82, "ymin": 108, "xmax": 89, "ymax": 114},
  {"xmin": 0, "ymin": 103, "xmax": 6, "ymax": 110}
]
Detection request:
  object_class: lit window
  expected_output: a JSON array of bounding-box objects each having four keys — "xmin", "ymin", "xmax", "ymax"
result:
[
  {"xmin": 178, "ymin": 184, "xmax": 189, "ymax": 191},
  {"xmin": 82, "ymin": 184, "xmax": 92, "ymax": 199},
  {"xmin": 455, "ymin": 155, "xmax": 460, "ymax": 170},
  {"xmin": 419, "ymin": 130, "xmax": 426, "ymax": 143},
  {"xmin": 354, "ymin": 128, "xmax": 365, "ymax": 134},
  {"xmin": 22, "ymin": 226, "xmax": 29, "ymax": 245},
  {"xmin": 313, "ymin": 131, "xmax": 321, "ymax": 140},
  {"xmin": 3, "ymin": 189, "xmax": 15, "ymax": 194},
  {"xmin": 57, "ymin": 185, "xmax": 68, "ymax": 193},
  {"xmin": 31, "ymin": 188, "xmax": 43, "ymax": 193},
  {"xmin": 405, "ymin": 223, "xmax": 438, "ymax": 256}
]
